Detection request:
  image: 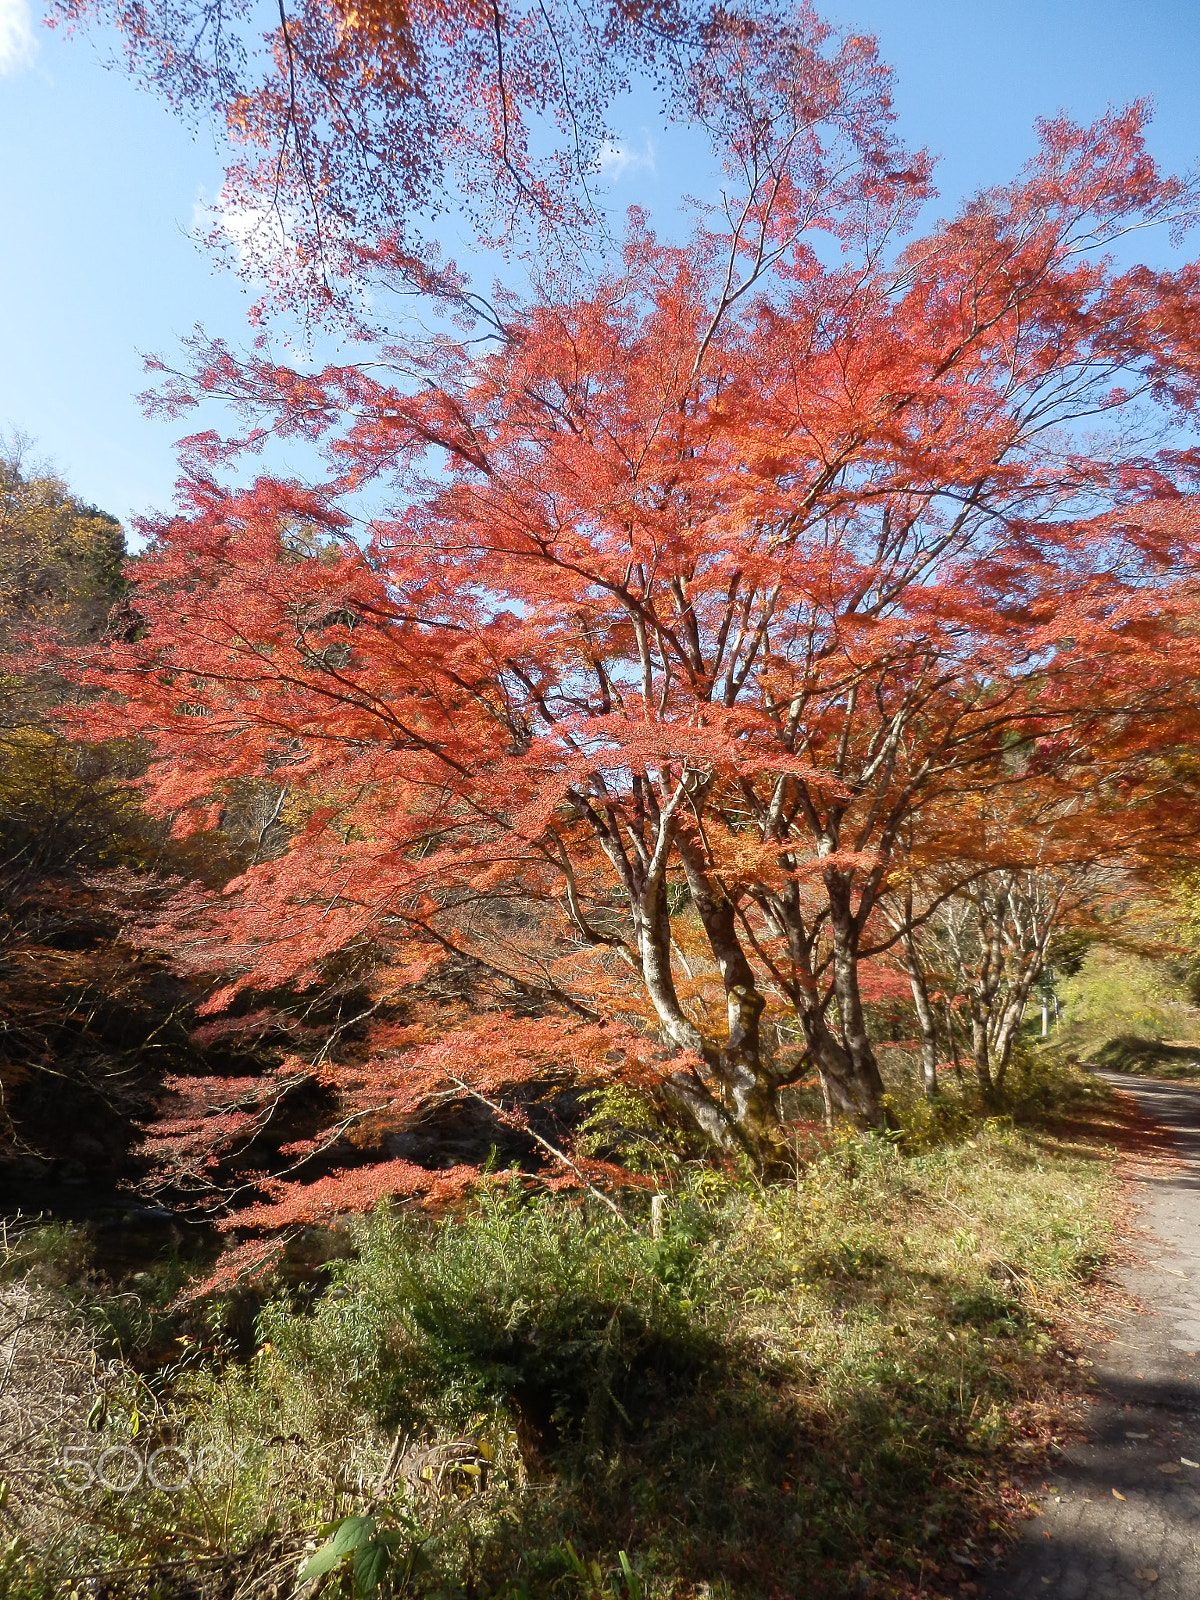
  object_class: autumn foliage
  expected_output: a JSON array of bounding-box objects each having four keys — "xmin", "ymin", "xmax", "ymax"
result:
[
  {"xmin": 53, "ymin": 0, "xmax": 894, "ymax": 322},
  {"xmin": 34, "ymin": 0, "xmax": 1200, "ymax": 1241}
]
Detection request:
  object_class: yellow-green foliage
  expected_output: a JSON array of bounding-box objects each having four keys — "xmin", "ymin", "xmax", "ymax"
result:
[
  {"xmin": 1059, "ymin": 944, "xmax": 1195, "ymax": 1043},
  {"xmin": 0, "ymin": 727, "xmax": 161, "ymax": 874},
  {"xmin": 0, "ymin": 444, "xmax": 149, "ymax": 875},
  {"xmin": 1056, "ymin": 941, "xmax": 1200, "ymax": 1078},
  {"xmin": 0, "ymin": 445, "xmax": 125, "ymax": 651}
]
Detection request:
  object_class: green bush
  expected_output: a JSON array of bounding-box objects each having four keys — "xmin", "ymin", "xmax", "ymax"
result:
[
  {"xmin": 261, "ymin": 1182, "xmax": 718, "ymax": 1452},
  {"xmin": 1058, "ymin": 944, "xmax": 1200, "ymax": 1054}
]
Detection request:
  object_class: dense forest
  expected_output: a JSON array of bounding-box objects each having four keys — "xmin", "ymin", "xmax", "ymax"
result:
[
  {"xmin": 1, "ymin": 441, "xmax": 166, "ymax": 1190},
  {"xmin": 0, "ymin": 442, "xmax": 307, "ymax": 1211}
]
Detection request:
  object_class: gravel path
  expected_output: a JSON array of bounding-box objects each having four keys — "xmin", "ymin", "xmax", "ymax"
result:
[{"xmin": 981, "ymin": 1070, "xmax": 1200, "ymax": 1600}]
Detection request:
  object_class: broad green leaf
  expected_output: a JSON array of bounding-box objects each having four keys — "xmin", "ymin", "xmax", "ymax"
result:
[
  {"xmin": 330, "ymin": 1515, "xmax": 376, "ymax": 1556},
  {"xmin": 299, "ymin": 1544, "xmax": 345, "ymax": 1579},
  {"xmin": 619, "ymin": 1550, "xmax": 643, "ymax": 1600},
  {"xmin": 354, "ymin": 1539, "xmax": 390, "ymax": 1596}
]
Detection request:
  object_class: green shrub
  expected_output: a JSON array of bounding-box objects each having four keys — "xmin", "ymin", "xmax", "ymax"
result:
[
  {"xmin": 1058, "ymin": 944, "xmax": 1200, "ymax": 1053},
  {"xmin": 0, "ymin": 1219, "xmax": 95, "ymax": 1288},
  {"xmin": 260, "ymin": 1182, "xmax": 719, "ymax": 1452}
]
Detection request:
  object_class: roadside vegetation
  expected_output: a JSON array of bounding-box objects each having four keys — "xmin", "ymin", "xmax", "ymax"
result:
[
  {"xmin": 1052, "ymin": 919, "xmax": 1200, "ymax": 1081},
  {"xmin": 1, "ymin": 1059, "xmax": 1125, "ymax": 1600},
  {"xmin": 0, "ymin": 419, "xmax": 1195, "ymax": 1600}
]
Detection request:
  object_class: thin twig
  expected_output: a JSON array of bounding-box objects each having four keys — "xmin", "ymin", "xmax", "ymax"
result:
[
  {"xmin": 372, "ymin": 1427, "xmax": 409, "ymax": 1500},
  {"xmin": 446, "ymin": 1077, "xmax": 633, "ymax": 1228}
]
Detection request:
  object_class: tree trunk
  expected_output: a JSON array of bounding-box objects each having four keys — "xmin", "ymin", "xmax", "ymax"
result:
[
  {"xmin": 630, "ymin": 874, "xmax": 741, "ymax": 1150},
  {"xmin": 826, "ymin": 874, "xmax": 889, "ymax": 1126},
  {"xmin": 991, "ymin": 956, "xmax": 1044, "ymax": 1090},
  {"xmin": 676, "ymin": 838, "xmax": 779, "ymax": 1156},
  {"xmin": 795, "ymin": 1008, "xmax": 875, "ymax": 1122},
  {"xmin": 942, "ymin": 997, "xmax": 965, "ymax": 1087},
  {"xmin": 766, "ymin": 873, "xmax": 887, "ymax": 1129},
  {"xmin": 817, "ymin": 1067, "xmax": 834, "ymax": 1130},
  {"xmin": 970, "ymin": 1000, "xmax": 996, "ymax": 1100},
  {"xmin": 901, "ymin": 933, "xmax": 941, "ymax": 1099}
]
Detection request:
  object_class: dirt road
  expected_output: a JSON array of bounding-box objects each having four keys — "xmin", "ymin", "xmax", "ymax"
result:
[{"xmin": 981, "ymin": 1071, "xmax": 1200, "ymax": 1600}]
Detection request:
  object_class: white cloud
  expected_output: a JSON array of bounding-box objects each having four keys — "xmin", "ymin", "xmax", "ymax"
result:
[
  {"xmin": 0, "ymin": 0, "xmax": 37, "ymax": 76},
  {"xmin": 192, "ymin": 192, "xmax": 297, "ymax": 278},
  {"xmin": 595, "ymin": 138, "xmax": 657, "ymax": 183},
  {"xmin": 191, "ymin": 188, "xmax": 375, "ymax": 332}
]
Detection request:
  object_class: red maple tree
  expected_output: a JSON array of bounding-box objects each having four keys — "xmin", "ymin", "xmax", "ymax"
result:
[
  {"xmin": 53, "ymin": 0, "xmax": 900, "ymax": 324},
  {"xmin": 40, "ymin": 7, "xmax": 1200, "ymax": 1233}
]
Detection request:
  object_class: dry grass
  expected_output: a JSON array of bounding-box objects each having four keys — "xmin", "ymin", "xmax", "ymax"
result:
[{"xmin": 0, "ymin": 1278, "xmax": 124, "ymax": 1542}]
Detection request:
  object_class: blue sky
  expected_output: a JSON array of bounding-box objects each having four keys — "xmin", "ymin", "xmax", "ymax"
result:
[{"xmin": 1, "ymin": 0, "xmax": 1197, "ymax": 532}]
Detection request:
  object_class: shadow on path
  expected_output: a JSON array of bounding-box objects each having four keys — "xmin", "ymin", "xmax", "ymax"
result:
[{"xmin": 980, "ymin": 1071, "xmax": 1200, "ymax": 1600}]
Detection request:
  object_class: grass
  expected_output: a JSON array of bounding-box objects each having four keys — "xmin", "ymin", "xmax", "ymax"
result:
[
  {"xmin": 1090, "ymin": 1035, "xmax": 1200, "ymax": 1079},
  {"xmin": 0, "ymin": 1061, "xmax": 1126, "ymax": 1600},
  {"xmin": 1053, "ymin": 941, "xmax": 1200, "ymax": 1082}
]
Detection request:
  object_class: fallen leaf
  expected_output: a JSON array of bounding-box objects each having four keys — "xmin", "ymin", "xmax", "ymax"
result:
[
  {"xmin": 1157, "ymin": 1462, "xmax": 1181, "ymax": 1474},
  {"xmin": 1136, "ymin": 1569, "xmax": 1159, "ymax": 1583},
  {"xmin": 1112, "ymin": 1488, "xmax": 1126, "ymax": 1500}
]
